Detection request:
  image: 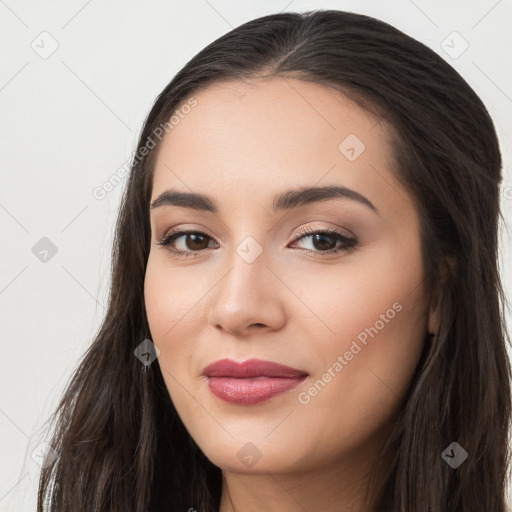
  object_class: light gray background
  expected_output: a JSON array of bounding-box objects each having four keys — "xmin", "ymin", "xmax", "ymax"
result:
[{"xmin": 1, "ymin": 1, "xmax": 511, "ymax": 510}]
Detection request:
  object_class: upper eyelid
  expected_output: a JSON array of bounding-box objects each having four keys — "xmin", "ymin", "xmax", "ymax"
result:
[{"xmin": 293, "ymin": 224, "xmax": 355, "ymax": 239}]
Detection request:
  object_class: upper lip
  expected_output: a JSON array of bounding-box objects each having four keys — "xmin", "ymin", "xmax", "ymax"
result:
[{"xmin": 203, "ymin": 358, "xmax": 308, "ymax": 378}]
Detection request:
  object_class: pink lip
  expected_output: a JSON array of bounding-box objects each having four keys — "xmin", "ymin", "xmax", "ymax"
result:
[{"xmin": 203, "ymin": 358, "xmax": 308, "ymax": 405}]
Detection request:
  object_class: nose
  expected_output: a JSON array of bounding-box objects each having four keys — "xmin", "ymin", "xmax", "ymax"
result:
[{"xmin": 208, "ymin": 251, "xmax": 287, "ymax": 338}]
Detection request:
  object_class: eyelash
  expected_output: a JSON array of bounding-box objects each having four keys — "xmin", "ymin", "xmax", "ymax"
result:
[{"xmin": 155, "ymin": 225, "xmax": 357, "ymax": 260}]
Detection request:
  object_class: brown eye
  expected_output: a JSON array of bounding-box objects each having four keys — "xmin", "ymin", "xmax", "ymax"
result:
[
  {"xmin": 179, "ymin": 233, "xmax": 211, "ymax": 251},
  {"xmin": 156, "ymin": 230, "xmax": 218, "ymax": 257},
  {"xmin": 308, "ymin": 233, "xmax": 338, "ymax": 251},
  {"xmin": 290, "ymin": 226, "xmax": 357, "ymax": 257}
]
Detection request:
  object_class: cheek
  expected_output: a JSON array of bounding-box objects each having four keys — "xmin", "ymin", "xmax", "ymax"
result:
[
  {"xmin": 295, "ymin": 244, "xmax": 428, "ymax": 442},
  {"xmin": 143, "ymin": 255, "xmax": 202, "ymax": 383},
  {"xmin": 144, "ymin": 253, "xmax": 207, "ymax": 340},
  {"xmin": 319, "ymin": 264, "xmax": 427, "ymax": 361},
  {"xmin": 297, "ymin": 295, "xmax": 426, "ymax": 470}
]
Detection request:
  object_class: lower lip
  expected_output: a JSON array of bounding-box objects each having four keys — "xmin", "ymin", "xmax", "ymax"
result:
[{"xmin": 207, "ymin": 376, "xmax": 307, "ymax": 405}]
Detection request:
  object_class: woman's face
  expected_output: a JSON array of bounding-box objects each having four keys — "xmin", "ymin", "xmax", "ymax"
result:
[{"xmin": 144, "ymin": 77, "xmax": 432, "ymax": 475}]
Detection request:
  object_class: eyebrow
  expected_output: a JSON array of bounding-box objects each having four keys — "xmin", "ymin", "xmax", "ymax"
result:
[{"xmin": 150, "ymin": 185, "xmax": 378, "ymax": 214}]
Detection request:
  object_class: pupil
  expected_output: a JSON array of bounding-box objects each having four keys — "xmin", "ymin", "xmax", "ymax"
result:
[
  {"xmin": 188, "ymin": 234, "xmax": 208, "ymax": 250},
  {"xmin": 313, "ymin": 233, "xmax": 335, "ymax": 251}
]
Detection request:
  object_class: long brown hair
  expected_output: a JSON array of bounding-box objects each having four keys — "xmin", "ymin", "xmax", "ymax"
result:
[{"xmin": 37, "ymin": 9, "xmax": 511, "ymax": 511}]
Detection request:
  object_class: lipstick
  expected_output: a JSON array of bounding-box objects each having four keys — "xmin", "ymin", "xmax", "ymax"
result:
[{"xmin": 203, "ymin": 358, "xmax": 308, "ymax": 405}]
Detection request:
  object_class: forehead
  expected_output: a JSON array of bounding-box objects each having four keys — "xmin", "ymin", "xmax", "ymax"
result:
[{"xmin": 151, "ymin": 77, "xmax": 402, "ymax": 215}]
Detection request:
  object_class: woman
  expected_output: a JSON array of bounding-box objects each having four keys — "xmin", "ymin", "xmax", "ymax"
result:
[{"xmin": 37, "ymin": 9, "xmax": 511, "ymax": 511}]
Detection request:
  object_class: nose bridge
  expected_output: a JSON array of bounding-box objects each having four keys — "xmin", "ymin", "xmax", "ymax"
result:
[
  {"xmin": 208, "ymin": 235, "xmax": 285, "ymax": 335},
  {"xmin": 217, "ymin": 213, "xmax": 271, "ymax": 298},
  {"xmin": 217, "ymin": 241, "xmax": 269, "ymax": 311}
]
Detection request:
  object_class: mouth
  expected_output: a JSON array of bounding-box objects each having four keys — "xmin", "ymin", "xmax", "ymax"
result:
[{"xmin": 203, "ymin": 358, "xmax": 309, "ymax": 405}]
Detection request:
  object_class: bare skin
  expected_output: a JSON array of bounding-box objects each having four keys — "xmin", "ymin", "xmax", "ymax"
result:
[{"xmin": 144, "ymin": 77, "xmax": 438, "ymax": 511}]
